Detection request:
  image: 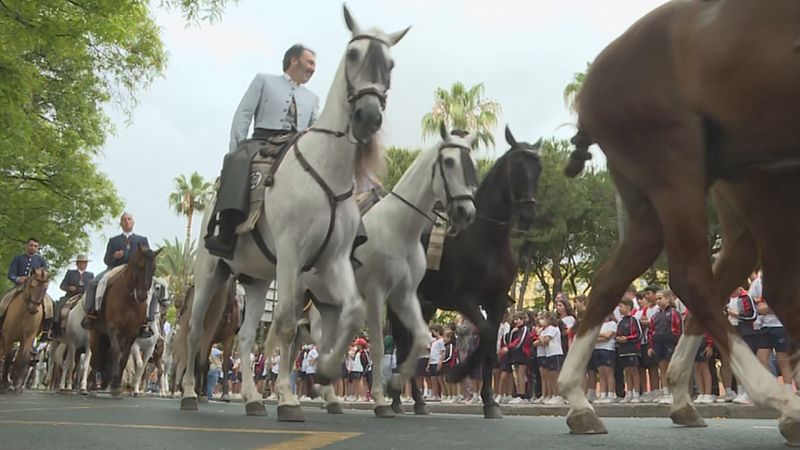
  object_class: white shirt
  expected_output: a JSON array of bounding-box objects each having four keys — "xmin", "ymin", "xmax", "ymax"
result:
[
  {"xmin": 560, "ymin": 315, "xmax": 576, "ymax": 331},
  {"xmin": 429, "ymin": 338, "xmax": 445, "ymax": 364},
  {"xmin": 726, "ymin": 297, "xmax": 740, "ymax": 326},
  {"xmin": 542, "ymin": 325, "xmax": 563, "ymax": 357},
  {"xmin": 305, "ymin": 348, "xmax": 318, "ymax": 374},
  {"xmin": 594, "ymin": 320, "xmax": 618, "ymax": 351},
  {"xmin": 613, "ymin": 306, "xmax": 623, "ymax": 322},
  {"xmin": 497, "ymin": 322, "xmax": 511, "ymax": 352},
  {"xmin": 270, "ymin": 355, "xmax": 280, "ymax": 375},
  {"xmin": 749, "ymin": 276, "xmax": 783, "ymax": 328}
]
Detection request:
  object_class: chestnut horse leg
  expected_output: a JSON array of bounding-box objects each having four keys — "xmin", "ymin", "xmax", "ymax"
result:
[
  {"xmin": 559, "ymin": 169, "xmax": 664, "ymax": 434},
  {"xmin": 666, "ymin": 184, "xmax": 759, "ymax": 427}
]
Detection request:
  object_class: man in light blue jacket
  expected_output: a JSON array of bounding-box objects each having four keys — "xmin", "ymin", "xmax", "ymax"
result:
[{"xmin": 206, "ymin": 44, "xmax": 320, "ymax": 258}]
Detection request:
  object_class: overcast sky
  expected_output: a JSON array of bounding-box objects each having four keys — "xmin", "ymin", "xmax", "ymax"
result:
[{"xmin": 48, "ymin": 0, "xmax": 670, "ymax": 296}]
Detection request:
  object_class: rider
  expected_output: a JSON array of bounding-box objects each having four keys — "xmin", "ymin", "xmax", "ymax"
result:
[
  {"xmin": 204, "ymin": 43, "xmax": 320, "ymax": 258},
  {"xmin": 0, "ymin": 237, "xmax": 50, "ymax": 337},
  {"xmin": 51, "ymin": 254, "xmax": 94, "ymax": 338},
  {"xmin": 81, "ymin": 212, "xmax": 153, "ymax": 338}
]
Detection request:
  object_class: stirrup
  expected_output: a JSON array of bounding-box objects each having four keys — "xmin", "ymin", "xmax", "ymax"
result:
[{"xmin": 81, "ymin": 314, "xmax": 96, "ymax": 330}]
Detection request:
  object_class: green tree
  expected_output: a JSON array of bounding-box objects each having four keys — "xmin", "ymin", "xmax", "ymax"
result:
[
  {"xmin": 383, "ymin": 147, "xmax": 421, "ymax": 191},
  {"xmin": 156, "ymin": 236, "xmax": 197, "ymax": 316},
  {"xmin": 420, "ymin": 82, "xmax": 501, "ymax": 150},
  {"xmin": 523, "ymin": 139, "xmax": 617, "ymax": 309},
  {"xmin": 168, "ymin": 171, "xmax": 213, "ymax": 294},
  {"xmin": 0, "ymin": 1, "xmax": 232, "ymax": 290},
  {"xmin": 563, "ymin": 62, "xmax": 591, "ymax": 113}
]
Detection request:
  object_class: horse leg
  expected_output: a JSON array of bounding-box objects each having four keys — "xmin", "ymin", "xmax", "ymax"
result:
[
  {"xmin": 363, "ymin": 283, "xmax": 393, "ymax": 418},
  {"xmin": 309, "ymin": 258, "xmax": 366, "ymax": 385},
  {"xmin": 273, "ymin": 252, "xmax": 305, "ymax": 422},
  {"xmin": 63, "ymin": 344, "xmax": 76, "ymax": 392},
  {"xmin": 79, "ymin": 346, "xmax": 91, "ymax": 394},
  {"xmin": 305, "ymin": 305, "xmax": 343, "ymax": 414},
  {"xmin": 652, "ymin": 178, "xmax": 800, "ymax": 443},
  {"xmin": 180, "ymin": 260, "xmax": 227, "ymax": 410},
  {"xmin": 559, "ymin": 171, "xmax": 664, "ymax": 434},
  {"xmin": 12, "ymin": 338, "xmax": 34, "ymax": 392},
  {"xmin": 479, "ymin": 296, "xmax": 511, "ymax": 419},
  {"xmin": 237, "ymin": 281, "xmax": 269, "ymax": 415},
  {"xmin": 667, "ymin": 186, "xmax": 758, "ymax": 427},
  {"xmin": 385, "ymin": 284, "xmax": 430, "ymax": 402}
]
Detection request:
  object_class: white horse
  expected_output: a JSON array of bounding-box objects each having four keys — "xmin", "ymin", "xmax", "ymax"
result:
[
  {"xmin": 124, "ymin": 277, "xmax": 168, "ymax": 396},
  {"xmin": 44, "ymin": 296, "xmax": 91, "ymax": 393},
  {"xmin": 161, "ymin": 323, "xmax": 178, "ymax": 397},
  {"xmin": 278, "ymin": 126, "xmax": 481, "ymax": 416},
  {"xmin": 180, "ymin": 5, "xmax": 409, "ymax": 422}
]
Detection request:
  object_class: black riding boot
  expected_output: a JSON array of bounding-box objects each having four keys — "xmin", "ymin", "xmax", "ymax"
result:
[
  {"xmin": 41, "ymin": 318, "xmax": 53, "ymax": 341},
  {"xmin": 81, "ymin": 281, "xmax": 99, "ymax": 330}
]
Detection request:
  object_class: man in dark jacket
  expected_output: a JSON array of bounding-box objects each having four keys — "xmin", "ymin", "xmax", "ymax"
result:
[
  {"xmin": 51, "ymin": 254, "xmax": 94, "ymax": 338},
  {"xmin": 82, "ymin": 212, "xmax": 152, "ymax": 338}
]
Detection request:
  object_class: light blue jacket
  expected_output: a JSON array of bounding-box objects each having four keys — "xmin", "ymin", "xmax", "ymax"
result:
[{"xmin": 229, "ymin": 73, "xmax": 320, "ymax": 152}]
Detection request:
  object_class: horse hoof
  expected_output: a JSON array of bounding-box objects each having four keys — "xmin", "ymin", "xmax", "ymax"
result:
[
  {"xmin": 79, "ymin": 390, "xmax": 88, "ymax": 396},
  {"xmin": 221, "ymin": 394, "xmax": 232, "ymax": 403},
  {"xmin": 391, "ymin": 402, "xmax": 405, "ymax": 415},
  {"xmin": 413, "ymin": 403, "xmax": 430, "ymax": 415},
  {"xmin": 779, "ymin": 410, "xmax": 800, "ymax": 446},
  {"xmin": 110, "ymin": 389, "xmax": 123, "ymax": 399},
  {"xmin": 483, "ymin": 404, "xmax": 503, "ymax": 419},
  {"xmin": 670, "ymin": 404, "xmax": 707, "ymax": 428},
  {"xmin": 245, "ymin": 401, "xmax": 267, "ymax": 416},
  {"xmin": 88, "ymin": 391, "xmax": 97, "ymax": 398},
  {"xmin": 327, "ymin": 403, "xmax": 344, "ymax": 414},
  {"xmin": 199, "ymin": 395, "xmax": 209, "ymax": 404},
  {"xmin": 374, "ymin": 405, "xmax": 395, "ymax": 418},
  {"xmin": 180, "ymin": 397, "xmax": 198, "ymax": 411},
  {"xmin": 277, "ymin": 404, "xmax": 305, "ymax": 422},
  {"xmin": 566, "ymin": 408, "xmax": 608, "ymax": 434},
  {"xmin": 133, "ymin": 392, "xmax": 139, "ymax": 398}
]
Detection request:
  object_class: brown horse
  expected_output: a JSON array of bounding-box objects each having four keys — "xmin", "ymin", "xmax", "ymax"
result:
[
  {"xmin": 557, "ymin": 0, "xmax": 800, "ymax": 444},
  {"xmin": 173, "ymin": 279, "xmax": 238, "ymax": 401},
  {"xmin": 88, "ymin": 243, "xmax": 161, "ymax": 398},
  {"xmin": 0, "ymin": 267, "xmax": 51, "ymax": 393}
]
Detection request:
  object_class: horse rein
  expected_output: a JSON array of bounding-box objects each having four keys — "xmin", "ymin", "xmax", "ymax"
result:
[{"xmin": 24, "ymin": 276, "xmax": 48, "ymax": 313}]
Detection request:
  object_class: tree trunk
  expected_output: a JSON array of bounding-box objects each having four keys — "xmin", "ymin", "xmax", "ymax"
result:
[
  {"xmin": 517, "ymin": 255, "xmax": 532, "ymax": 311},
  {"xmin": 550, "ymin": 261, "xmax": 563, "ymax": 311},
  {"xmin": 182, "ymin": 203, "xmax": 193, "ymax": 297}
]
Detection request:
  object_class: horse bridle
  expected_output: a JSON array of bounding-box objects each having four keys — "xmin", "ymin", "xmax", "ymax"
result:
[
  {"xmin": 477, "ymin": 148, "xmax": 539, "ymax": 226},
  {"xmin": 345, "ymin": 34, "xmax": 392, "ymax": 110},
  {"xmin": 25, "ymin": 274, "xmax": 48, "ymax": 313},
  {"xmin": 390, "ymin": 141, "xmax": 478, "ymax": 224},
  {"xmin": 129, "ymin": 257, "xmax": 153, "ymax": 303}
]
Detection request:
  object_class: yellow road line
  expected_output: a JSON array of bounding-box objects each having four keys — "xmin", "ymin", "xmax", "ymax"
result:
[
  {"xmin": 0, "ymin": 419, "xmax": 361, "ymax": 449},
  {"xmin": 259, "ymin": 432, "xmax": 362, "ymax": 450}
]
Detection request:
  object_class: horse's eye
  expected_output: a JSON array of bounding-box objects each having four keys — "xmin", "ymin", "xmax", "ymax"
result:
[
  {"xmin": 443, "ymin": 157, "xmax": 455, "ymax": 168},
  {"xmin": 347, "ymin": 48, "xmax": 359, "ymax": 62}
]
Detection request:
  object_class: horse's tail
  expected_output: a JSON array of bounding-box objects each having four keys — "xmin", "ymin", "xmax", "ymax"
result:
[{"xmin": 564, "ymin": 128, "xmax": 593, "ymax": 178}]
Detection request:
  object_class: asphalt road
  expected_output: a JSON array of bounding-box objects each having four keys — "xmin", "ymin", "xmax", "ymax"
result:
[{"xmin": 0, "ymin": 391, "xmax": 789, "ymax": 449}]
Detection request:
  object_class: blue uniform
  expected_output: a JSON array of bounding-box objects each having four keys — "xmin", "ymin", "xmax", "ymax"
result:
[{"xmin": 7, "ymin": 253, "xmax": 48, "ymax": 284}]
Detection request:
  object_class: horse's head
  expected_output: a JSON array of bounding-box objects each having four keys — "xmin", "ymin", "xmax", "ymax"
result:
[
  {"xmin": 431, "ymin": 123, "xmax": 479, "ymax": 231},
  {"xmin": 342, "ymin": 5, "xmax": 409, "ymax": 143},
  {"xmin": 152, "ymin": 276, "xmax": 171, "ymax": 315},
  {"xmin": 24, "ymin": 267, "xmax": 50, "ymax": 315},
  {"xmin": 502, "ymin": 126, "xmax": 542, "ymax": 230},
  {"xmin": 128, "ymin": 243, "xmax": 162, "ymax": 304}
]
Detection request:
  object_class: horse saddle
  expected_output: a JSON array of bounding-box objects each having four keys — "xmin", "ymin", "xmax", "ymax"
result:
[
  {"xmin": 421, "ymin": 217, "xmax": 448, "ymax": 271},
  {"xmin": 59, "ymin": 294, "xmax": 83, "ymax": 329},
  {"xmin": 234, "ymin": 133, "xmax": 298, "ymax": 235}
]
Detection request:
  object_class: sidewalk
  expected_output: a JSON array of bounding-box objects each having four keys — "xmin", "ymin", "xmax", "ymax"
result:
[{"xmin": 262, "ymin": 397, "xmax": 780, "ymax": 420}]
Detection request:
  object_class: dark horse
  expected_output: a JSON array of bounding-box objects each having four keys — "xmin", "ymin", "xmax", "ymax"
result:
[
  {"xmin": 555, "ymin": 0, "xmax": 800, "ymax": 445},
  {"xmin": 173, "ymin": 279, "xmax": 239, "ymax": 402},
  {"xmin": 389, "ymin": 127, "xmax": 542, "ymax": 419},
  {"xmin": 88, "ymin": 243, "xmax": 161, "ymax": 398}
]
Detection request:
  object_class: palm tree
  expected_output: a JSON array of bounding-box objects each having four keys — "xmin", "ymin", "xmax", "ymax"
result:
[
  {"xmin": 421, "ymin": 82, "xmax": 501, "ymax": 150},
  {"xmin": 156, "ymin": 237, "xmax": 197, "ymax": 309},
  {"xmin": 563, "ymin": 62, "xmax": 591, "ymax": 114},
  {"xmin": 168, "ymin": 172, "xmax": 213, "ymax": 294}
]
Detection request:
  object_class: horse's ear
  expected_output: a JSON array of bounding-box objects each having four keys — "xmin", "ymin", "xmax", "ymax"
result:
[
  {"xmin": 532, "ymin": 138, "xmax": 543, "ymax": 152},
  {"xmin": 388, "ymin": 26, "xmax": 411, "ymax": 47},
  {"xmin": 153, "ymin": 248, "xmax": 163, "ymax": 258},
  {"xmin": 505, "ymin": 125, "xmax": 518, "ymax": 149},
  {"xmin": 439, "ymin": 122, "xmax": 448, "ymax": 141},
  {"xmin": 343, "ymin": 4, "xmax": 360, "ymax": 34},
  {"xmin": 466, "ymin": 131, "xmax": 479, "ymax": 150}
]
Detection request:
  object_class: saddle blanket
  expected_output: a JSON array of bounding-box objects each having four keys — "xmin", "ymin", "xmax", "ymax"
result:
[{"xmin": 96, "ymin": 265, "xmax": 127, "ymax": 311}]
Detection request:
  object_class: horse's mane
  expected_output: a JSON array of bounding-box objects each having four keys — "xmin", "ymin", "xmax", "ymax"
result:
[{"xmin": 355, "ymin": 131, "xmax": 386, "ymax": 187}]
